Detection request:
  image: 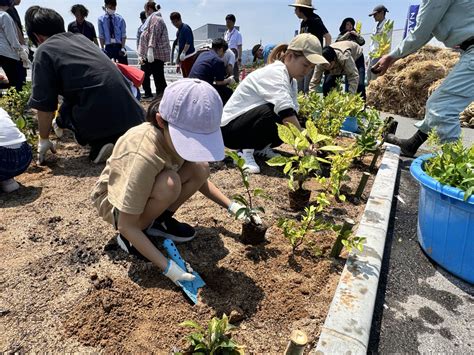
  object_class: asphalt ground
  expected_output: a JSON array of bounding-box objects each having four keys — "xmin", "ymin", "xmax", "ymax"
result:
[{"xmin": 368, "ymin": 154, "xmax": 474, "ymax": 353}]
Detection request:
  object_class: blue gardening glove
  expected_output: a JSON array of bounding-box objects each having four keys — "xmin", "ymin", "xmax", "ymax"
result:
[
  {"xmin": 38, "ymin": 138, "xmax": 56, "ymax": 164},
  {"xmin": 163, "ymin": 259, "xmax": 195, "ymax": 286}
]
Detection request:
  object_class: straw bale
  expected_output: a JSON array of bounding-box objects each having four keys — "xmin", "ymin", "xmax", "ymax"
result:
[
  {"xmin": 367, "ymin": 46, "xmax": 462, "ymax": 119},
  {"xmin": 460, "ymin": 102, "xmax": 474, "ymax": 128}
]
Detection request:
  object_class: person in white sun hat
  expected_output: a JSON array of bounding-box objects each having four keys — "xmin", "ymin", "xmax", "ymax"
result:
[
  {"xmin": 221, "ymin": 33, "xmax": 328, "ymax": 174},
  {"xmin": 91, "ymin": 79, "xmax": 245, "ymax": 285}
]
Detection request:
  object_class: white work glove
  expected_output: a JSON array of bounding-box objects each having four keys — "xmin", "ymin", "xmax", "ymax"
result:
[
  {"xmin": 138, "ymin": 56, "xmax": 145, "ymax": 66},
  {"xmin": 147, "ymin": 47, "xmax": 154, "ymax": 63},
  {"xmin": 120, "ymin": 47, "xmax": 127, "ymax": 57},
  {"xmin": 228, "ymin": 200, "xmax": 263, "ymax": 224},
  {"xmin": 19, "ymin": 46, "xmax": 30, "ymax": 68},
  {"xmin": 179, "ymin": 52, "xmax": 186, "ymax": 62},
  {"xmin": 226, "ymin": 75, "xmax": 236, "ymax": 86},
  {"xmin": 37, "ymin": 138, "xmax": 57, "ymax": 164},
  {"xmin": 52, "ymin": 118, "xmax": 64, "ymax": 138},
  {"xmin": 163, "ymin": 259, "xmax": 195, "ymax": 286}
]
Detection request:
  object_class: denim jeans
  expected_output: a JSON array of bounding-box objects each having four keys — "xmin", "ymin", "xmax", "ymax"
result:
[{"xmin": 0, "ymin": 142, "xmax": 32, "ymax": 181}]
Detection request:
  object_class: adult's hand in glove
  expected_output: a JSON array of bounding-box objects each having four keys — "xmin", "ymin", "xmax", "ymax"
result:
[
  {"xmin": 120, "ymin": 47, "xmax": 127, "ymax": 57},
  {"xmin": 179, "ymin": 52, "xmax": 186, "ymax": 62},
  {"xmin": 37, "ymin": 138, "xmax": 57, "ymax": 165},
  {"xmin": 163, "ymin": 259, "xmax": 195, "ymax": 286},
  {"xmin": 18, "ymin": 48, "xmax": 29, "ymax": 62},
  {"xmin": 138, "ymin": 56, "xmax": 145, "ymax": 66},
  {"xmin": 226, "ymin": 75, "xmax": 236, "ymax": 86},
  {"xmin": 147, "ymin": 47, "xmax": 154, "ymax": 63}
]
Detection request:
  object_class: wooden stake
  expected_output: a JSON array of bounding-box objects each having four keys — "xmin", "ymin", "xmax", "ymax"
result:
[
  {"xmin": 369, "ymin": 148, "xmax": 381, "ymax": 172},
  {"xmin": 355, "ymin": 172, "xmax": 371, "ymax": 199},
  {"xmin": 330, "ymin": 218, "xmax": 356, "ymax": 258},
  {"xmin": 284, "ymin": 330, "xmax": 308, "ymax": 355}
]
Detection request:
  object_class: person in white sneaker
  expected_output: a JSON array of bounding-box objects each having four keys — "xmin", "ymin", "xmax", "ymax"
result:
[
  {"xmin": 221, "ymin": 33, "xmax": 328, "ymax": 174},
  {"xmin": 0, "ymin": 107, "xmax": 32, "ymax": 193},
  {"xmin": 91, "ymin": 79, "xmax": 249, "ymax": 286}
]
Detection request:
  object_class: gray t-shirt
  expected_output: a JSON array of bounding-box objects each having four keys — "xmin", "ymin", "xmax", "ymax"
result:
[{"xmin": 29, "ymin": 32, "xmax": 144, "ymax": 143}]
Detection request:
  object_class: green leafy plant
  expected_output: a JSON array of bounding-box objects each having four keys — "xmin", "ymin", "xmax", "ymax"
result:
[
  {"xmin": 180, "ymin": 314, "xmax": 244, "ymax": 354},
  {"xmin": 356, "ymin": 108, "xmax": 385, "ymax": 156},
  {"xmin": 278, "ymin": 196, "xmax": 332, "ymax": 252},
  {"xmin": 227, "ymin": 151, "xmax": 268, "ymax": 223},
  {"xmin": 328, "ymin": 146, "xmax": 362, "ymax": 201},
  {"xmin": 369, "ymin": 19, "xmax": 394, "ymax": 59},
  {"xmin": 340, "ymin": 233, "xmax": 366, "ymax": 253},
  {"xmin": 267, "ymin": 121, "xmax": 344, "ymax": 191},
  {"xmin": 0, "ymin": 82, "xmax": 36, "ymax": 146},
  {"xmin": 313, "ymin": 90, "xmax": 365, "ymax": 138},
  {"xmin": 425, "ymin": 131, "xmax": 474, "ymax": 200},
  {"xmin": 297, "ymin": 91, "xmax": 321, "ymax": 122}
]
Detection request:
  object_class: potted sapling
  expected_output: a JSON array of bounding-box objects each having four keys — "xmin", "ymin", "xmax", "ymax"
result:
[
  {"xmin": 227, "ymin": 151, "xmax": 269, "ymax": 245},
  {"xmin": 267, "ymin": 120, "xmax": 344, "ymax": 210}
]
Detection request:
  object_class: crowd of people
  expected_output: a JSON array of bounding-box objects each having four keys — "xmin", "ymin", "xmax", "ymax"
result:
[{"xmin": 1, "ymin": 0, "xmax": 473, "ymax": 287}]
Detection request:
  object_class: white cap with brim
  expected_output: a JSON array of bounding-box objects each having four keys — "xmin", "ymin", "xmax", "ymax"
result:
[
  {"xmin": 288, "ymin": 33, "xmax": 328, "ymax": 65},
  {"xmin": 159, "ymin": 79, "xmax": 225, "ymax": 162}
]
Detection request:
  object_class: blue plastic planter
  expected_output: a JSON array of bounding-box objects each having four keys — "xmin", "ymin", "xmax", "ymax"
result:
[
  {"xmin": 411, "ymin": 154, "xmax": 474, "ymax": 284},
  {"xmin": 341, "ymin": 116, "xmax": 359, "ymax": 133}
]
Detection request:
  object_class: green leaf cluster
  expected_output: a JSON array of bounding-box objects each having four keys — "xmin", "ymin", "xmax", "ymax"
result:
[
  {"xmin": 369, "ymin": 20, "xmax": 394, "ymax": 59},
  {"xmin": 266, "ymin": 121, "xmax": 344, "ymax": 191},
  {"xmin": 0, "ymin": 83, "xmax": 37, "ymax": 146},
  {"xmin": 425, "ymin": 132, "xmax": 474, "ymax": 201},
  {"xmin": 179, "ymin": 314, "xmax": 244, "ymax": 355},
  {"xmin": 328, "ymin": 146, "xmax": 362, "ymax": 201},
  {"xmin": 277, "ymin": 199, "xmax": 332, "ymax": 252},
  {"xmin": 226, "ymin": 151, "xmax": 268, "ymax": 222},
  {"xmin": 356, "ymin": 107, "xmax": 384, "ymax": 155},
  {"xmin": 340, "ymin": 234, "xmax": 366, "ymax": 253}
]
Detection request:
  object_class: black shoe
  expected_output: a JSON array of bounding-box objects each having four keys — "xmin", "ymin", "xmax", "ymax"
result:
[
  {"xmin": 116, "ymin": 233, "xmax": 149, "ymax": 261},
  {"xmin": 385, "ymin": 130, "xmax": 428, "ymax": 158},
  {"xmin": 141, "ymin": 93, "xmax": 153, "ymax": 100},
  {"xmin": 146, "ymin": 217, "xmax": 196, "ymax": 243},
  {"xmin": 89, "ymin": 143, "xmax": 114, "ymax": 164}
]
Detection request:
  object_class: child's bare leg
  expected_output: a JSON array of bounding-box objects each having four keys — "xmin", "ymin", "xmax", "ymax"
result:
[{"xmin": 168, "ymin": 161, "xmax": 210, "ymax": 212}]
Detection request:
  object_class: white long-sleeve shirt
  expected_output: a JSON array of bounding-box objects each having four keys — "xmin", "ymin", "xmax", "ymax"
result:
[
  {"xmin": 0, "ymin": 108, "xmax": 26, "ymax": 147},
  {"xmin": 390, "ymin": 0, "xmax": 474, "ymax": 59},
  {"xmin": 0, "ymin": 10, "xmax": 21, "ymax": 60},
  {"xmin": 221, "ymin": 61, "xmax": 299, "ymax": 127}
]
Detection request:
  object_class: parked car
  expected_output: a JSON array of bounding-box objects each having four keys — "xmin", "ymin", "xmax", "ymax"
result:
[{"xmin": 125, "ymin": 45, "xmax": 140, "ymax": 67}]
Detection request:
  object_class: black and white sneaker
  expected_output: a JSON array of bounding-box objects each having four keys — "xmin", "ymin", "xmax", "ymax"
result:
[
  {"xmin": 146, "ymin": 217, "xmax": 196, "ymax": 243},
  {"xmin": 89, "ymin": 143, "xmax": 114, "ymax": 164},
  {"xmin": 116, "ymin": 233, "xmax": 149, "ymax": 261}
]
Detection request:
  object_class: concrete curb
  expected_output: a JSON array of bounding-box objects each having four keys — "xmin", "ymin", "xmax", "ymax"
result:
[{"xmin": 313, "ymin": 143, "xmax": 401, "ymax": 354}]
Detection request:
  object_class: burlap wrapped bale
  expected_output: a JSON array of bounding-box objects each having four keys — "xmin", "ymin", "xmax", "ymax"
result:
[{"xmin": 367, "ymin": 46, "xmax": 461, "ymax": 119}]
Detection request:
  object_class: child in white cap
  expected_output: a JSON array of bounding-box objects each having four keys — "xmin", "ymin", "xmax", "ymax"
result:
[{"xmin": 91, "ymin": 78, "xmax": 240, "ymax": 285}]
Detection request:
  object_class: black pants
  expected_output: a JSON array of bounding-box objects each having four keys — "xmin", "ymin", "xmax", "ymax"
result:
[
  {"xmin": 213, "ymin": 85, "xmax": 233, "ymax": 105},
  {"xmin": 0, "ymin": 55, "xmax": 24, "ymax": 91},
  {"xmin": 323, "ymin": 55, "xmax": 366, "ymax": 99},
  {"xmin": 221, "ymin": 103, "xmax": 283, "ymax": 150},
  {"xmin": 141, "ymin": 59, "xmax": 166, "ymax": 96},
  {"xmin": 104, "ymin": 43, "xmax": 128, "ymax": 65}
]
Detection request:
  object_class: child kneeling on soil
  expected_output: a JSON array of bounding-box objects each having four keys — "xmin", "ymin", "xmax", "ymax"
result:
[
  {"xmin": 91, "ymin": 78, "xmax": 243, "ymax": 284},
  {"xmin": 0, "ymin": 108, "xmax": 33, "ymax": 193}
]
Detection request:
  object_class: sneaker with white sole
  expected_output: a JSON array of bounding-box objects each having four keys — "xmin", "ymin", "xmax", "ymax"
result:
[
  {"xmin": 254, "ymin": 144, "xmax": 281, "ymax": 159},
  {"xmin": 116, "ymin": 233, "xmax": 150, "ymax": 261},
  {"xmin": 146, "ymin": 217, "xmax": 196, "ymax": 243},
  {"xmin": 238, "ymin": 149, "xmax": 260, "ymax": 174},
  {"xmin": 90, "ymin": 143, "xmax": 114, "ymax": 164},
  {"xmin": 0, "ymin": 178, "xmax": 20, "ymax": 193}
]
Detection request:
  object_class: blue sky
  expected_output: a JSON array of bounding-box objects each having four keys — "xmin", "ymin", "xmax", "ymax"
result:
[{"xmin": 17, "ymin": 0, "xmax": 420, "ymax": 48}]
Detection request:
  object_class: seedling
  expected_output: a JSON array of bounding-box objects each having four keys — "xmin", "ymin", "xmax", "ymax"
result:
[
  {"xmin": 369, "ymin": 20, "xmax": 394, "ymax": 59},
  {"xmin": 425, "ymin": 131, "xmax": 474, "ymax": 200},
  {"xmin": 330, "ymin": 218, "xmax": 365, "ymax": 257},
  {"xmin": 278, "ymin": 195, "xmax": 332, "ymax": 253},
  {"xmin": 356, "ymin": 108, "xmax": 384, "ymax": 157},
  {"xmin": 327, "ymin": 146, "xmax": 362, "ymax": 202},
  {"xmin": 227, "ymin": 151, "xmax": 269, "ymax": 244},
  {"xmin": 179, "ymin": 314, "xmax": 244, "ymax": 355}
]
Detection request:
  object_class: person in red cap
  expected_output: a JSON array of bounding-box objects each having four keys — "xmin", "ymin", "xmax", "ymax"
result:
[{"xmin": 367, "ymin": 4, "xmax": 391, "ymax": 83}]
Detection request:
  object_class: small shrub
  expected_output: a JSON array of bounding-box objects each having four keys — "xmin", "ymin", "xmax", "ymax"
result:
[{"xmin": 328, "ymin": 146, "xmax": 362, "ymax": 201}]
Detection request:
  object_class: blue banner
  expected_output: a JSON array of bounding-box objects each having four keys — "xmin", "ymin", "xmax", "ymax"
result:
[{"xmin": 404, "ymin": 5, "xmax": 420, "ymax": 38}]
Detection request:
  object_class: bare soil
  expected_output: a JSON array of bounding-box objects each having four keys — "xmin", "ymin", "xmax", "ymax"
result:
[{"xmin": 0, "ymin": 132, "xmax": 379, "ymax": 353}]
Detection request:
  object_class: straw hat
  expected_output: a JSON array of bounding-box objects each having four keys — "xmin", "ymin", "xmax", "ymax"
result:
[{"xmin": 288, "ymin": 0, "xmax": 315, "ymax": 10}]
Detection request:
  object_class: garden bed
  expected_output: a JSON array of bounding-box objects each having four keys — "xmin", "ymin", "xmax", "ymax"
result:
[{"xmin": 0, "ymin": 133, "xmax": 381, "ymax": 353}]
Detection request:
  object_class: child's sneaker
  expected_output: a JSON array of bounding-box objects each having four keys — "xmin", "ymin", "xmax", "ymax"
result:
[
  {"xmin": 116, "ymin": 233, "xmax": 149, "ymax": 261},
  {"xmin": 90, "ymin": 143, "xmax": 114, "ymax": 164},
  {"xmin": 0, "ymin": 178, "xmax": 20, "ymax": 193},
  {"xmin": 254, "ymin": 144, "xmax": 281, "ymax": 159},
  {"xmin": 146, "ymin": 217, "xmax": 196, "ymax": 243},
  {"xmin": 238, "ymin": 149, "xmax": 260, "ymax": 174}
]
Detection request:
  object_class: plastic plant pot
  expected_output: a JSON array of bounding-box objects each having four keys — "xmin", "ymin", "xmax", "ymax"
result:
[
  {"xmin": 341, "ymin": 116, "xmax": 359, "ymax": 133},
  {"xmin": 410, "ymin": 154, "xmax": 474, "ymax": 284}
]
